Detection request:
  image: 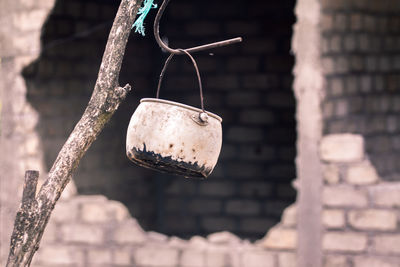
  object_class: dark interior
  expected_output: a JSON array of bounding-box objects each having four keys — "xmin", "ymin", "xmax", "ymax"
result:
[{"xmin": 23, "ymin": 0, "xmax": 297, "ymax": 240}]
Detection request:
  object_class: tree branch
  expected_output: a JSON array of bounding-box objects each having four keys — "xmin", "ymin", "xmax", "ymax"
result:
[{"xmin": 6, "ymin": 0, "xmax": 144, "ymax": 266}]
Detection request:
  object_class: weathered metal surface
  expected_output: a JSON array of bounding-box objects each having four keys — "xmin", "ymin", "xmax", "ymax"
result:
[{"xmin": 126, "ymin": 98, "xmax": 223, "ymax": 178}]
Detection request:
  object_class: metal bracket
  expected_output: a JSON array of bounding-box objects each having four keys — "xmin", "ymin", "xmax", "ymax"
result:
[{"xmin": 191, "ymin": 113, "xmax": 209, "ymax": 126}]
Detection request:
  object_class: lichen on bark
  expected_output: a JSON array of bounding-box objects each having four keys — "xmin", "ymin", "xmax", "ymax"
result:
[{"xmin": 6, "ymin": 0, "xmax": 144, "ymax": 266}]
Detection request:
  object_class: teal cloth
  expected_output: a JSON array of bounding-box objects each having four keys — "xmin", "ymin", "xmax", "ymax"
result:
[{"xmin": 132, "ymin": 0, "xmax": 158, "ymax": 36}]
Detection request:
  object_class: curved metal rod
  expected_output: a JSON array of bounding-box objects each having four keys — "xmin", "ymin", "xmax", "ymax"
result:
[
  {"xmin": 156, "ymin": 53, "xmax": 175, "ymax": 98},
  {"xmin": 156, "ymin": 49, "xmax": 205, "ymax": 112},
  {"xmin": 153, "ymin": 0, "xmax": 243, "ymax": 55}
]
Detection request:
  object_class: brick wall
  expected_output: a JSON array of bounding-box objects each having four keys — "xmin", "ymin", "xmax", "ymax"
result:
[
  {"xmin": 30, "ymin": 194, "xmax": 297, "ymax": 267},
  {"xmin": 23, "ymin": 0, "xmax": 297, "ymax": 239},
  {"xmin": 0, "ymin": 0, "xmax": 55, "ymax": 263},
  {"xmin": 320, "ymin": 134, "xmax": 400, "ymax": 267},
  {"xmin": 320, "ymin": 1, "xmax": 400, "ymax": 266},
  {"xmin": 321, "ymin": 0, "xmax": 400, "ymax": 181}
]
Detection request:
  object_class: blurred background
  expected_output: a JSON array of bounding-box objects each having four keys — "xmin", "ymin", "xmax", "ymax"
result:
[
  {"xmin": 22, "ymin": 0, "xmax": 297, "ymax": 240},
  {"xmin": 2, "ymin": 0, "xmax": 400, "ymax": 266}
]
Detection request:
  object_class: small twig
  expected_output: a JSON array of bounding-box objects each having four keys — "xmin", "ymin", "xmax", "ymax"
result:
[
  {"xmin": 7, "ymin": 171, "xmax": 39, "ymax": 266},
  {"xmin": 21, "ymin": 171, "xmax": 39, "ymax": 209}
]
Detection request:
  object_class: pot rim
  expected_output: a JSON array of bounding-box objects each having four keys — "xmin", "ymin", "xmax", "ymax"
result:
[{"xmin": 140, "ymin": 98, "xmax": 223, "ymax": 122}]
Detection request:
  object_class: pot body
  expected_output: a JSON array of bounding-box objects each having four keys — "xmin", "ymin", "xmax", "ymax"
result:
[{"xmin": 126, "ymin": 98, "xmax": 222, "ymax": 178}]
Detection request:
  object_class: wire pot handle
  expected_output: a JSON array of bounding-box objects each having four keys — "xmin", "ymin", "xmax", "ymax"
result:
[{"xmin": 156, "ymin": 49, "xmax": 205, "ymax": 112}]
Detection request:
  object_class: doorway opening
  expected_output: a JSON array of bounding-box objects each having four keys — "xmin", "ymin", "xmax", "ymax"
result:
[{"xmin": 23, "ymin": 0, "xmax": 297, "ymax": 240}]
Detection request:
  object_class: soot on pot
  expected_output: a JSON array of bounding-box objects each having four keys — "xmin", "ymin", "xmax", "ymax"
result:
[{"xmin": 127, "ymin": 143, "xmax": 212, "ymax": 179}]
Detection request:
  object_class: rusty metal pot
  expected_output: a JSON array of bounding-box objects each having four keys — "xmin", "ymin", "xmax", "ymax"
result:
[{"xmin": 126, "ymin": 51, "xmax": 222, "ymax": 178}]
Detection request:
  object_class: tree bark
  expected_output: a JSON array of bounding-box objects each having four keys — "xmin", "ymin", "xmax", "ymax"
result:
[{"xmin": 6, "ymin": 0, "xmax": 144, "ymax": 265}]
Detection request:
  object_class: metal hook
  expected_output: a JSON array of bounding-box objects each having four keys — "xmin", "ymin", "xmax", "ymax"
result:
[{"xmin": 153, "ymin": 0, "xmax": 243, "ymax": 55}]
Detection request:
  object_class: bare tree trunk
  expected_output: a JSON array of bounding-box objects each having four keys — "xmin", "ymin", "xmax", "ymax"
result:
[{"xmin": 6, "ymin": 0, "xmax": 144, "ymax": 265}]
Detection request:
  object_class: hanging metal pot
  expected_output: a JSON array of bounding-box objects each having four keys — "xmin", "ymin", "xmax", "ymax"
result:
[{"xmin": 126, "ymin": 51, "xmax": 222, "ymax": 178}]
